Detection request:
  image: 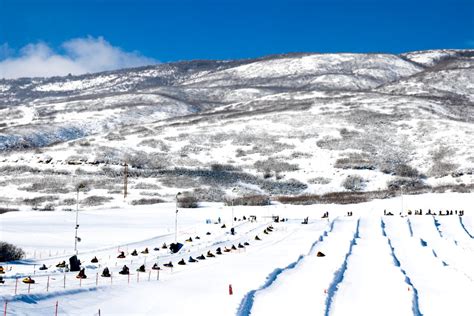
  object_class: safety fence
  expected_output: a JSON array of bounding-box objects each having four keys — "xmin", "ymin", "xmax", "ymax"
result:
[
  {"xmin": 2, "ymin": 266, "xmax": 165, "ymax": 296},
  {"xmin": 3, "ymin": 300, "xmax": 105, "ymax": 316}
]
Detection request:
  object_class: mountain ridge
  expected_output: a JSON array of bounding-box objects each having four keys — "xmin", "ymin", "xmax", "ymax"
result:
[{"xmin": 0, "ymin": 49, "xmax": 472, "ymax": 208}]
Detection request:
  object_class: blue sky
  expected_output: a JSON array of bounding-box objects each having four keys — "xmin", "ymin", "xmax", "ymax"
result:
[{"xmin": 0, "ymin": 0, "xmax": 473, "ymax": 78}]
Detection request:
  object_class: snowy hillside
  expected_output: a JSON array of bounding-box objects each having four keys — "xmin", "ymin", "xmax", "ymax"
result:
[
  {"xmin": 0, "ymin": 49, "xmax": 473, "ymax": 209},
  {"xmin": 1, "ymin": 193, "xmax": 473, "ymax": 315}
]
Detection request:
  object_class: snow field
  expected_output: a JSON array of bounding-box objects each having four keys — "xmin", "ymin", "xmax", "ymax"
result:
[
  {"xmin": 0, "ymin": 193, "xmax": 473, "ymax": 315},
  {"xmin": 383, "ymin": 217, "xmax": 474, "ymax": 316},
  {"xmin": 328, "ymin": 217, "xmax": 413, "ymax": 316},
  {"xmin": 249, "ymin": 218, "xmax": 359, "ymax": 316}
]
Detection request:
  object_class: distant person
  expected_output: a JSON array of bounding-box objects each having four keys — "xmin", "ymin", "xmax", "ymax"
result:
[
  {"xmin": 101, "ymin": 267, "xmax": 111, "ymax": 277},
  {"xmin": 56, "ymin": 261, "xmax": 66, "ymax": 268},
  {"xmin": 76, "ymin": 268, "xmax": 87, "ymax": 279},
  {"xmin": 22, "ymin": 276, "xmax": 35, "ymax": 284},
  {"xmin": 119, "ymin": 265, "xmax": 129, "ymax": 275}
]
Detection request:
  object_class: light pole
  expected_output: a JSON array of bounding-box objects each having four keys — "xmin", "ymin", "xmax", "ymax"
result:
[
  {"xmin": 231, "ymin": 188, "xmax": 238, "ymax": 228},
  {"xmin": 175, "ymin": 192, "xmax": 181, "ymax": 243},
  {"xmin": 231, "ymin": 198, "xmax": 234, "ymax": 228},
  {"xmin": 400, "ymin": 185, "xmax": 404, "ymax": 215},
  {"xmin": 74, "ymin": 183, "xmax": 85, "ymax": 256},
  {"xmin": 269, "ymin": 193, "xmax": 272, "ymax": 223}
]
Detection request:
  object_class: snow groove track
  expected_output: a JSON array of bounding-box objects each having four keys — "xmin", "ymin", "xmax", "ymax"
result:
[
  {"xmin": 459, "ymin": 217, "xmax": 474, "ymax": 239},
  {"xmin": 237, "ymin": 219, "xmax": 334, "ymax": 316},
  {"xmin": 381, "ymin": 220, "xmax": 422, "ymax": 316},
  {"xmin": 236, "ymin": 254, "xmax": 305, "ymax": 316},
  {"xmin": 328, "ymin": 218, "xmax": 413, "ymax": 316},
  {"xmin": 409, "ymin": 216, "xmax": 474, "ymax": 281},
  {"xmin": 384, "ymin": 217, "xmax": 474, "ymax": 316},
  {"xmin": 323, "ymin": 218, "xmax": 360, "ymax": 316},
  {"xmin": 247, "ymin": 218, "xmax": 360, "ymax": 316}
]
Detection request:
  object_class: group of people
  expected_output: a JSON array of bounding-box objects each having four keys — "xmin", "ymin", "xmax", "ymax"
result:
[
  {"xmin": 85, "ymin": 224, "xmax": 272, "ymax": 278},
  {"xmin": 409, "ymin": 209, "xmax": 465, "ymax": 216},
  {"xmin": 384, "ymin": 209, "xmax": 466, "ymax": 216},
  {"xmin": 3, "ymin": 221, "xmax": 275, "ymax": 288},
  {"xmin": 88, "ymin": 240, "xmax": 256, "ymax": 278}
]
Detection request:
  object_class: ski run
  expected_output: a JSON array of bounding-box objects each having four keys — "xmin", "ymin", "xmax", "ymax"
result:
[{"xmin": 0, "ymin": 192, "xmax": 473, "ymax": 315}]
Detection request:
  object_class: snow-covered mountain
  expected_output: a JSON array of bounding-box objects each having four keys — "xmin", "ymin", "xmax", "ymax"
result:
[{"xmin": 0, "ymin": 50, "xmax": 473, "ymax": 208}]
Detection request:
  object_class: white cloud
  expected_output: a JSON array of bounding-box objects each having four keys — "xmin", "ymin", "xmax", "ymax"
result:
[
  {"xmin": 0, "ymin": 36, "xmax": 157, "ymax": 79},
  {"xmin": 0, "ymin": 43, "xmax": 14, "ymax": 60}
]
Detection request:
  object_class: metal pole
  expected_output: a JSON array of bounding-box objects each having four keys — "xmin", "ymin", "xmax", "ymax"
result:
[
  {"xmin": 75, "ymin": 187, "xmax": 79, "ymax": 256},
  {"xmin": 269, "ymin": 194, "xmax": 272, "ymax": 222},
  {"xmin": 231, "ymin": 198, "xmax": 234, "ymax": 228},
  {"xmin": 124, "ymin": 162, "xmax": 128, "ymax": 199},
  {"xmin": 231, "ymin": 187, "xmax": 237, "ymax": 227},
  {"xmin": 400, "ymin": 186, "xmax": 403, "ymax": 215},
  {"xmin": 175, "ymin": 192, "xmax": 181, "ymax": 243},
  {"xmin": 174, "ymin": 209, "xmax": 178, "ymax": 243}
]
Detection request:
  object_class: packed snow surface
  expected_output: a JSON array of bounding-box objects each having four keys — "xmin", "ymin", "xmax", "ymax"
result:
[{"xmin": 1, "ymin": 192, "xmax": 473, "ymax": 315}]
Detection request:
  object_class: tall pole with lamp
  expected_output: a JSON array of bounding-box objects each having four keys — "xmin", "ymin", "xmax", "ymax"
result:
[
  {"xmin": 400, "ymin": 185, "xmax": 404, "ymax": 215},
  {"xmin": 175, "ymin": 192, "xmax": 181, "ymax": 243},
  {"xmin": 74, "ymin": 183, "xmax": 85, "ymax": 256},
  {"xmin": 269, "ymin": 193, "xmax": 273, "ymax": 223},
  {"xmin": 231, "ymin": 188, "xmax": 238, "ymax": 228}
]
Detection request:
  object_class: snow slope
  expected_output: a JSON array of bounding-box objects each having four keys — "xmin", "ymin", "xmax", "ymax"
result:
[
  {"xmin": 0, "ymin": 50, "xmax": 473, "ymax": 207},
  {"xmin": 1, "ymin": 192, "xmax": 473, "ymax": 315}
]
